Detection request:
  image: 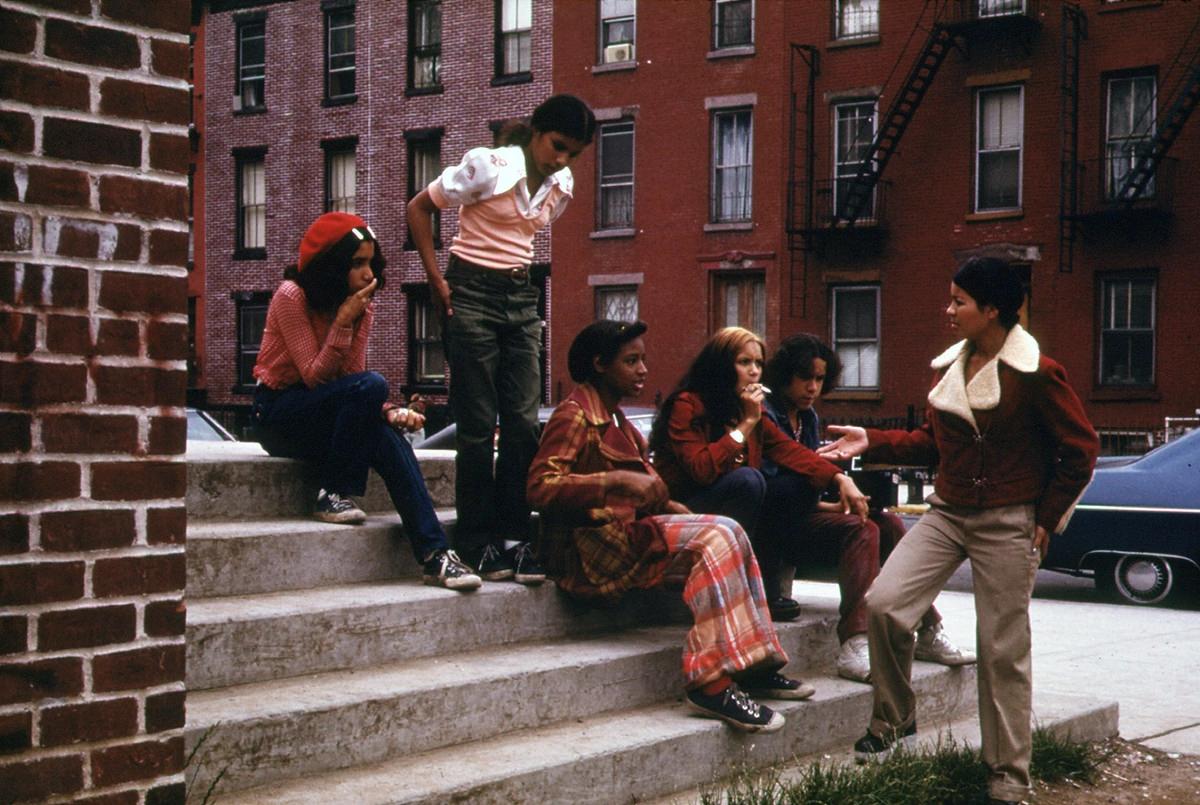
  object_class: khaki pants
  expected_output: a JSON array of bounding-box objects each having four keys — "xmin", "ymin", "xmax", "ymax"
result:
[{"xmin": 864, "ymin": 495, "xmax": 1040, "ymax": 802}]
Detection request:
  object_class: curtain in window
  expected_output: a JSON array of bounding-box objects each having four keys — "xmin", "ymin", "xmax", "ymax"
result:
[
  {"xmin": 596, "ymin": 287, "xmax": 638, "ymax": 323},
  {"xmin": 714, "ymin": 111, "xmax": 751, "ymax": 222},
  {"xmin": 834, "ymin": 288, "xmax": 878, "ymax": 388},
  {"xmin": 412, "ymin": 0, "xmax": 441, "ymax": 88},
  {"xmin": 716, "ymin": 0, "xmax": 752, "ymax": 48},
  {"xmin": 241, "ymin": 160, "xmax": 265, "ymax": 249},
  {"xmin": 328, "ymin": 151, "xmax": 355, "ymax": 213},
  {"xmin": 599, "ymin": 123, "xmax": 633, "ymax": 228},
  {"xmin": 838, "ymin": 0, "xmax": 879, "ymax": 38},
  {"xmin": 1106, "ymin": 77, "xmax": 1155, "ymax": 198},
  {"xmin": 239, "ymin": 22, "xmax": 265, "ymax": 108},
  {"xmin": 977, "ymin": 88, "xmax": 1021, "ymax": 210}
]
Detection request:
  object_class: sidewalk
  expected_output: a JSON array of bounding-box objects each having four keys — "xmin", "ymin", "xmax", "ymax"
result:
[{"xmin": 791, "ymin": 578, "xmax": 1200, "ymax": 754}]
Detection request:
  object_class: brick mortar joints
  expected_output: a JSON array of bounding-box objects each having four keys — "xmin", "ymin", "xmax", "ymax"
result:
[
  {"xmin": 0, "ymin": 50, "xmax": 191, "ymax": 92},
  {"xmin": 1, "ymin": 145, "xmax": 194, "ymax": 183},
  {"xmin": 0, "ymin": 0, "xmax": 191, "ymax": 44}
]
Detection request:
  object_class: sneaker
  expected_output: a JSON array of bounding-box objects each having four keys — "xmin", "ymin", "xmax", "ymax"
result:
[
  {"xmin": 314, "ymin": 489, "xmax": 366, "ymax": 524},
  {"xmin": 508, "ymin": 541, "xmax": 546, "ymax": 585},
  {"xmin": 836, "ymin": 634, "xmax": 871, "ymax": 683},
  {"xmin": 465, "ymin": 543, "xmax": 514, "ymax": 581},
  {"xmin": 686, "ymin": 683, "xmax": 785, "ymax": 733},
  {"xmin": 914, "ymin": 623, "xmax": 977, "ymax": 666},
  {"xmin": 767, "ymin": 596, "xmax": 802, "ymax": 622},
  {"xmin": 853, "ymin": 721, "xmax": 917, "ymax": 763},
  {"xmin": 738, "ymin": 669, "xmax": 815, "ymax": 700},
  {"xmin": 422, "ymin": 549, "xmax": 482, "ymax": 591}
]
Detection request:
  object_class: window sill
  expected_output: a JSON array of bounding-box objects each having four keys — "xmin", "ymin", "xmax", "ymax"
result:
[
  {"xmin": 590, "ymin": 228, "xmax": 635, "ymax": 239},
  {"xmin": 592, "ymin": 60, "xmax": 636, "ymax": 75},
  {"xmin": 707, "ymin": 45, "xmax": 755, "ymax": 60},
  {"xmin": 704, "ymin": 221, "xmax": 754, "ymax": 232},
  {"xmin": 1097, "ymin": 0, "xmax": 1162, "ymax": 13},
  {"xmin": 965, "ymin": 209, "xmax": 1023, "ymax": 222},
  {"xmin": 823, "ymin": 390, "xmax": 883, "ymax": 401},
  {"xmin": 827, "ymin": 35, "xmax": 880, "ymax": 50},
  {"xmin": 234, "ymin": 105, "xmax": 267, "ymax": 117},
  {"xmin": 322, "ymin": 94, "xmax": 357, "ymax": 107},
  {"xmin": 491, "ymin": 72, "xmax": 532, "ymax": 87},
  {"xmin": 406, "ymin": 85, "xmax": 444, "ymax": 97},
  {"xmin": 1090, "ymin": 387, "xmax": 1161, "ymax": 402},
  {"xmin": 233, "ymin": 248, "xmax": 267, "ymax": 261}
]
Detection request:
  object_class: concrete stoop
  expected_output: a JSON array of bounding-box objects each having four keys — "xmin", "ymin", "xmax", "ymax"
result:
[{"xmin": 184, "ymin": 445, "xmax": 1108, "ymax": 803}]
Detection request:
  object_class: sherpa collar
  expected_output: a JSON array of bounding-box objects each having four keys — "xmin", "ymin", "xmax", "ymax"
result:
[{"xmin": 927, "ymin": 324, "xmax": 1040, "ymax": 431}]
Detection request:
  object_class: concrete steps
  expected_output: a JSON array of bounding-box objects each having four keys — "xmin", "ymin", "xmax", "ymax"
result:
[{"xmin": 184, "ymin": 444, "xmax": 1110, "ymax": 802}]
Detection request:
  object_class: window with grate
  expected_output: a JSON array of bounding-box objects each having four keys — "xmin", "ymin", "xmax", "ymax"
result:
[
  {"xmin": 595, "ymin": 285, "xmax": 639, "ymax": 323},
  {"xmin": 836, "ymin": 0, "xmax": 878, "ymax": 39},
  {"xmin": 714, "ymin": 0, "xmax": 753, "ymax": 48},
  {"xmin": 410, "ymin": 0, "xmax": 441, "ymax": 90}
]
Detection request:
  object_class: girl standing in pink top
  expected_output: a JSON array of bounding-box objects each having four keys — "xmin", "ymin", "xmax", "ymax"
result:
[
  {"xmin": 407, "ymin": 94, "xmax": 596, "ymax": 584},
  {"xmin": 252, "ymin": 212, "xmax": 480, "ymax": 591}
]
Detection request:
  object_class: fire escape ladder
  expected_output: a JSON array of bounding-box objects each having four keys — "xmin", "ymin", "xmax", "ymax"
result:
[
  {"xmin": 1058, "ymin": 3, "xmax": 1085, "ymax": 273},
  {"xmin": 786, "ymin": 44, "xmax": 819, "ymax": 315},
  {"xmin": 834, "ymin": 24, "xmax": 956, "ymax": 227},
  {"xmin": 1116, "ymin": 59, "xmax": 1200, "ymax": 207}
]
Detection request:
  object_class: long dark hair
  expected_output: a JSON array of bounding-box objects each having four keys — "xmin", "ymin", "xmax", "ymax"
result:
[
  {"xmin": 764, "ymin": 333, "xmax": 843, "ymax": 396},
  {"xmin": 497, "ymin": 94, "xmax": 597, "ymax": 148},
  {"xmin": 283, "ymin": 230, "xmax": 386, "ymax": 314},
  {"xmin": 649, "ymin": 327, "xmax": 765, "ymax": 455}
]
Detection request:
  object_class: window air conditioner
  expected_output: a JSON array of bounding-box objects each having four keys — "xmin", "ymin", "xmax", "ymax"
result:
[{"xmin": 604, "ymin": 43, "xmax": 634, "ymax": 64}]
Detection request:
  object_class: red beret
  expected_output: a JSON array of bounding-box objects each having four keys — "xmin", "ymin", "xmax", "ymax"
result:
[{"xmin": 297, "ymin": 212, "xmax": 372, "ymax": 272}]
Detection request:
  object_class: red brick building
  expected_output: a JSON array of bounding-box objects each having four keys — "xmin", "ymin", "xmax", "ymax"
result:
[
  {"xmin": 198, "ymin": 0, "xmax": 554, "ymax": 426},
  {"xmin": 551, "ymin": 0, "xmax": 1200, "ymax": 450},
  {"xmin": 0, "ymin": 0, "xmax": 191, "ymax": 800}
]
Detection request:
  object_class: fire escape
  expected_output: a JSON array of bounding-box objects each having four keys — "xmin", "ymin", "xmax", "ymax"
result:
[{"xmin": 1058, "ymin": 3, "xmax": 1086, "ymax": 273}]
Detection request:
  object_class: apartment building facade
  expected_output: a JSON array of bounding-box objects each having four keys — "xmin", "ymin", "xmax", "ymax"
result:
[
  {"xmin": 198, "ymin": 0, "xmax": 553, "ymax": 425},
  {"xmin": 550, "ymin": 0, "xmax": 1200, "ymax": 449}
]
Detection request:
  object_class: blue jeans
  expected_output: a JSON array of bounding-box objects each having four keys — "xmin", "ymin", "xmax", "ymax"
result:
[
  {"xmin": 253, "ymin": 372, "xmax": 448, "ymax": 562},
  {"xmin": 444, "ymin": 257, "xmax": 542, "ymax": 551},
  {"xmin": 685, "ymin": 466, "xmax": 767, "ymax": 538}
]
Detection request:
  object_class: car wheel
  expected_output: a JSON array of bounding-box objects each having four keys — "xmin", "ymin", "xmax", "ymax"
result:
[{"xmin": 1105, "ymin": 555, "xmax": 1175, "ymax": 605}]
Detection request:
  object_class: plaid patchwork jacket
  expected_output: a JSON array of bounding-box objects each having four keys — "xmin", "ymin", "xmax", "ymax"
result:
[{"xmin": 527, "ymin": 384, "xmax": 675, "ymax": 601}]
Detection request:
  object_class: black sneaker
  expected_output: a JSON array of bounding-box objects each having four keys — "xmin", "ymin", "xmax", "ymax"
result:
[
  {"xmin": 853, "ymin": 721, "xmax": 917, "ymax": 763},
  {"xmin": 314, "ymin": 489, "xmax": 366, "ymax": 524},
  {"xmin": 466, "ymin": 543, "xmax": 514, "ymax": 581},
  {"xmin": 508, "ymin": 541, "xmax": 546, "ymax": 585},
  {"xmin": 422, "ymin": 549, "xmax": 482, "ymax": 591},
  {"xmin": 738, "ymin": 669, "xmax": 815, "ymax": 700},
  {"xmin": 686, "ymin": 683, "xmax": 784, "ymax": 732},
  {"xmin": 768, "ymin": 596, "xmax": 802, "ymax": 622}
]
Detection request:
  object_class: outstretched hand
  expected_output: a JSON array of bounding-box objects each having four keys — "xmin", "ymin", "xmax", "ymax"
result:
[{"xmin": 817, "ymin": 424, "xmax": 869, "ymax": 462}]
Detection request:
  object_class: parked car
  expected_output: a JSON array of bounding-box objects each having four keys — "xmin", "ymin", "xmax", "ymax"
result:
[
  {"xmin": 187, "ymin": 408, "xmax": 237, "ymax": 442},
  {"xmin": 415, "ymin": 405, "xmax": 657, "ymax": 451},
  {"xmin": 1042, "ymin": 427, "xmax": 1200, "ymax": 605}
]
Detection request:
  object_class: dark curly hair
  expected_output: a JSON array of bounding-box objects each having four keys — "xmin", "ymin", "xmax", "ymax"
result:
[
  {"xmin": 283, "ymin": 229, "xmax": 386, "ymax": 314},
  {"xmin": 764, "ymin": 333, "xmax": 843, "ymax": 396}
]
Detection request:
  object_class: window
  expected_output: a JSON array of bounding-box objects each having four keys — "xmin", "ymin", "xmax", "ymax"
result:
[
  {"xmin": 325, "ymin": 5, "xmax": 355, "ymax": 101},
  {"xmin": 324, "ymin": 141, "xmax": 356, "ymax": 213},
  {"xmin": 408, "ymin": 291, "xmax": 446, "ymax": 385},
  {"xmin": 1106, "ymin": 75, "xmax": 1156, "ymax": 200},
  {"xmin": 977, "ymin": 0, "xmax": 1026, "ymax": 17},
  {"xmin": 497, "ymin": 0, "xmax": 531, "ymax": 77},
  {"xmin": 834, "ymin": 100, "xmax": 877, "ymax": 219},
  {"xmin": 234, "ymin": 292, "xmax": 270, "ymax": 391},
  {"xmin": 1099, "ymin": 277, "xmax": 1155, "ymax": 386},
  {"xmin": 599, "ymin": 0, "xmax": 635, "ymax": 63},
  {"xmin": 832, "ymin": 285, "xmax": 879, "ymax": 388},
  {"xmin": 235, "ymin": 150, "xmax": 266, "ymax": 257},
  {"xmin": 711, "ymin": 108, "xmax": 753, "ymax": 222},
  {"xmin": 714, "ymin": 273, "xmax": 765, "ymax": 335},
  {"xmin": 236, "ymin": 17, "xmax": 265, "ymax": 110},
  {"xmin": 406, "ymin": 130, "xmax": 443, "ymax": 247},
  {"xmin": 409, "ymin": 0, "xmax": 441, "ymax": 90},
  {"xmin": 595, "ymin": 285, "xmax": 638, "ymax": 322},
  {"xmin": 975, "ymin": 85, "xmax": 1023, "ymax": 212},
  {"xmin": 714, "ymin": 0, "xmax": 752, "ymax": 48},
  {"xmin": 597, "ymin": 121, "xmax": 634, "ymax": 229},
  {"xmin": 836, "ymin": 0, "xmax": 879, "ymax": 39}
]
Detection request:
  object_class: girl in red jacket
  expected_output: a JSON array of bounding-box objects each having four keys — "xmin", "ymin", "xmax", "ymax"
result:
[{"xmin": 819, "ymin": 257, "xmax": 1098, "ymax": 804}]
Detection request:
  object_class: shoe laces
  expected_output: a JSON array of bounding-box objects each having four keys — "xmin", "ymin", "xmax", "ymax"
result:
[
  {"xmin": 726, "ymin": 685, "xmax": 762, "ymax": 718},
  {"xmin": 321, "ymin": 490, "xmax": 355, "ymax": 512},
  {"xmin": 511, "ymin": 541, "xmax": 536, "ymax": 566},
  {"xmin": 478, "ymin": 543, "xmax": 503, "ymax": 564},
  {"xmin": 438, "ymin": 549, "xmax": 470, "ymax": 577}
]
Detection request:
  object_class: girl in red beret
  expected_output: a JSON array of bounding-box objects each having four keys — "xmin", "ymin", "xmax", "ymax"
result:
[
  {"xmin": 407, "ymin": 94, "xmax": 596, "ymax": 584},
  {"xmin": 251, "ymin": 212, "xmax": 481, "ymax": 591}
]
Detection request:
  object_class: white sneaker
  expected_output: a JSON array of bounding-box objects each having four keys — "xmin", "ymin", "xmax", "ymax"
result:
[
  {"xmin": 836, "ymin": 634, "xmax": 871, "ymax": 683},
  {"xmin": 914, "ymin": 623, "xmax": 976, "ymax": 666}
]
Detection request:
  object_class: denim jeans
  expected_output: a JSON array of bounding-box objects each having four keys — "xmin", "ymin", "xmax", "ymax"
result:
[
  {"xmin": 253, "ymin": 371, "xmax": 448, "ymax": 562},
  {"xmin": 684, "ymin": 466, "xmax": 767, "ymax": 538},
  {"xmin": 444, "ymin": 258, "xmax": 542, "ymax": 551}
]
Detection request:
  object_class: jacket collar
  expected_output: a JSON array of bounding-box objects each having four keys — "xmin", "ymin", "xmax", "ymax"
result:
[
  {"xmin": 927, "ymin": 325, "xmax": 1040, "ymax": 431},
  {"xmin": 569, "ymin": 384, "xmax": 645, "ymax": 462}
]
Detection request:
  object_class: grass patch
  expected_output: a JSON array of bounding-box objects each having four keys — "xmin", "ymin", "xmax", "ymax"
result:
[{"xmin": 700, "ymin": 727, "xmax": 1105, "ymax": 805}]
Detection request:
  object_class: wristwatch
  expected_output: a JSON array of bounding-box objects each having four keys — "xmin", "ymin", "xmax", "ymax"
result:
[{"xmin": 729, "ymin": 429, "xmax": 746, "ymax": 445}]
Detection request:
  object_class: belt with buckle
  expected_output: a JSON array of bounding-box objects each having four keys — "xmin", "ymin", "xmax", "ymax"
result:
[{"xmin": 450, "ymin": 255, "xmax": 530, "ymax": 283}]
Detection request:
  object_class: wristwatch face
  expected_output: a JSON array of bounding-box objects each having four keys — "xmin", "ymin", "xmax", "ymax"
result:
[{"xmin": 730, "ymin": 429, "xmax": 745, "ymax": 444}]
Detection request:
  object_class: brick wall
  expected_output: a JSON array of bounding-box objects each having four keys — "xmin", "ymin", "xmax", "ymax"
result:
[
  {"xmin": 0, "ymin": 0, "xmax": 190, "ymax": 802},
  {"xmin": 202, "ymin": 0, "xmax": 554, "ymax": 411}
]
